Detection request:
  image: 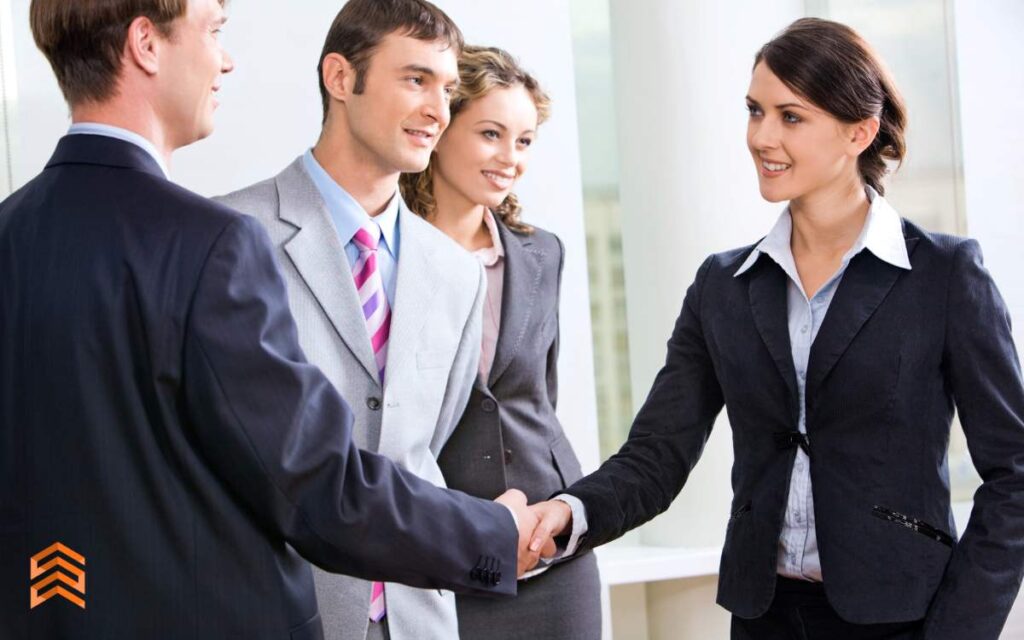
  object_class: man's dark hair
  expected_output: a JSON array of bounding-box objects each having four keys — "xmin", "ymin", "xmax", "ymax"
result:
[{"xmin": 317, "ymin": 0, "xmax": 463, "ymax": 122}]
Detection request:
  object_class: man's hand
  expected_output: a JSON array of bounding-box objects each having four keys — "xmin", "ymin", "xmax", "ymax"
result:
[
  {"xmin": 528, "ymin": 499, "xmax": 573, "ymax": 554},
  {"xmin": 495, "ymin": 489, "xmax": 557, "ymax": 576}
]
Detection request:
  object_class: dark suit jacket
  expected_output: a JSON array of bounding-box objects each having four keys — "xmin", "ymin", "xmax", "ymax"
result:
[
  {"xmin": 565, "ymin": 219, "xmax": 1024, "ymax": 638},
  {"xmin": 0, "ymin": 135, "xmax": 515, "ymax": 640},
  {"xmin": 439, "ymin": 221, "xmax": 584, "ymax": 503},
  {"xmin": 438, "ymin": 220, "xmax": 601, "ymax": 639}
]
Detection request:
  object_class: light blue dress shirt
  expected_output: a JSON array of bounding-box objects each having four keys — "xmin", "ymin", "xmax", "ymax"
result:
[
  {"xmin": 733, "ymin": 187, "xmax": 911, "ymax": 581},
  {"xmin": 301, "ymin": 149, "xmax": 400, "ymax": 307},
  {"xmin": 68, "ymin": 122, "xmax": 170, "ymax": 178}
]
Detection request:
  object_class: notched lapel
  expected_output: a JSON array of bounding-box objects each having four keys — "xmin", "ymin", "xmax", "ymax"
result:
[
  {"xmin": 385, "ymin": 211, "xmax": 442, "ymax": 384},
  {"xmin": 488, "ymin": 223, "xmax": 543, "ymax": 387},
  {"xmin": 275, "ymin": 162, "xmax": 380, "ymax": 382},
  {"xmin": 747, "ymin": 257, "xmax": 799, "ymax": 416},
  {"xmin": 806, "ymin": 237, "xmax": 919, "ymax": 398}
]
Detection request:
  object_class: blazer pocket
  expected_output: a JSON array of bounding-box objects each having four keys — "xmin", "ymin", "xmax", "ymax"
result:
[
  {"xmin": 417, "ymin": 350, "xmax": 450, "ymax": 370},
  {"xmin": 871, "ymin": 505, "xmax": 954, "ymax": 547},
  {"xmin": 729, "ymin": 501, "xmax": 752, "ymax": 522},
  {"xmin": 289, "ymin": 612, "xmax": 323, "ymax": 640},
  {"xmin": 550, "ymin": 434, "xmax": 585, "ymax": 487}
]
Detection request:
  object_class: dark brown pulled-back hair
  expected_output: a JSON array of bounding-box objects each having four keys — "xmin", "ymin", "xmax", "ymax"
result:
[
  {"xmin": 400, "ymin": 45, "xmax": 550, "ymax": 234},
  {"xmin": 317, "ymin": 0, "xmax": 463, "ymax": 123},
  {"xmin": 754, "ymin": 17, "xmax": 907, "ymax": 195}
]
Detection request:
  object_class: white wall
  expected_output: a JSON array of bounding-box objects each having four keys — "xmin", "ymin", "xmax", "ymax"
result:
[
  {"xmin": 954, "ymin": 0, "xmax": 1024, "ymax": 348},
  {"xmin": 7, "ymin": 0, "xmax": 601, "ymax": 471}
]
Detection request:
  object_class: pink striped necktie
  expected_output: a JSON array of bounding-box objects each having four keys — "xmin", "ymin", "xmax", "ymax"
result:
[
  {"xmin": 353, "ymin": 221, "xmax": 390, "ymax": 622},
  {"xmin": 352, "ymin": 222, "xmax": 391, "ymax": 383}
]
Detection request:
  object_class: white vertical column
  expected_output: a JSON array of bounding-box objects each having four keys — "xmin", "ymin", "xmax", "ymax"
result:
[
  {"xmin": 607, "ymin": 0, "xmax": 803, "ymax": 549},
  {"xmin": 953, "ymin": 0, "xmax": 1024, "ymax": 349}
]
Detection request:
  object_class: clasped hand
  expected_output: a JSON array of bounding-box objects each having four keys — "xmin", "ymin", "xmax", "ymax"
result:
[{"xmin": 494, "ymin": 489, "xmax": 574, "ymax": 577}]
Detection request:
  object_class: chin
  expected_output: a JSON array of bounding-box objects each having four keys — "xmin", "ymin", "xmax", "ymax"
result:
[
  {"xmin": 397, "ymin": 151, "xmax": 432, "ymax": 174},
  {"xmin": 758, "ymin": 185, "xmax": 789, "ymax": 203}
]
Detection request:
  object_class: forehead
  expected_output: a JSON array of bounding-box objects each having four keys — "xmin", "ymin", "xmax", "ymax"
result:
[
  {"xmin": 369, "ymin": 33, "xmax": 459, "ymax": 80},
  {"xmin": 748, "ymin": 61, "xmax": 801, "ymax": 101},
  {"xmin": 459, "ymin": 86, "xmax": 539, "ymax": 127},
  {"xmin": 184, "ymin": 0, "xmax": 225, "ymax": 23}
]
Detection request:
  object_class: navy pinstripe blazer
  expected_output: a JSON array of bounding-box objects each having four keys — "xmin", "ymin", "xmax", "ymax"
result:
[{"xmin": 566, "ymin": 219, "xmax": 1024, "ymax": 639}]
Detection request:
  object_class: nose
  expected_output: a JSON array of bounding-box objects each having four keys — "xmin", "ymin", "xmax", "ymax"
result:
[
  {"xmin": 423, "ymin": 87, "xmax": 450, "ymax": 129},
  {"xmin": 221, "ymin": 48, "xmax": 235, "ymax": 74},
  {"xmin": 748, "ymin": 115, "xmax": 779, "ymax": 152},
  {"xmin": 495, "ymin": 139, "xmax": 517, "ymax": 166}
]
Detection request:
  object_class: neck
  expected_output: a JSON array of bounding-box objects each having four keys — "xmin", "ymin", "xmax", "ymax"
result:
[
  {"xmin": 313, "ymin": 122, "xmax": 399, "ymax": 217},
  {"xmin": 72, "ymin": 98, "xmax": 174, "ymax": 170},
  {"xmin": 788, "ymin": 173, "xmax": 870, "ymax": 259},
  {"xmin": 429, "ymin": 174, "xmax": 491, "ymax": 251}
]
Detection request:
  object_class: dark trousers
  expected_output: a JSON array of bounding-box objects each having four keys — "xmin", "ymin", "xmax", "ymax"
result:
[{"xmin": 731, "ymin": 577, "xmax": 922, "ymax": 640}]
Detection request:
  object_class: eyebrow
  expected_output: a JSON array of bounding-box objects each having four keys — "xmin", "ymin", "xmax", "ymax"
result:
[
  {"xmin": 475, "ymin": 120, "xmax": 507, "ymax": 131},
  {"xmin": 401, "ymin": 64, "xmax": 437, "ymax": 77},
  {"xmin": 745, "ymin": 96, "xmax": 810, "ymax": 111},
  {"xmin": 475, "ymin": 120, "xmax": 537, "ymax": 136}
]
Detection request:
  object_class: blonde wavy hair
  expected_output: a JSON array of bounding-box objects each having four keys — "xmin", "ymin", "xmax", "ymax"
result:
[{"xmin": 400, "ymin": 45, "xmax": 551, "ymax": 234}]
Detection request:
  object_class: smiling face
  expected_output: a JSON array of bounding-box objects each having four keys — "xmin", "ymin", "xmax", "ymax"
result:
[
  {"xmin": 431, "ymin": 85, "xmax": 539, "ymax": 211},
  {"xmin": 338, "ymin": 33, "xmax": 459, "ymax": 176},
  {"xmin": 154, "ymin": 0, "xmax": 233, "ymax": 149},
  {"xmin": 745, "ymin": 61, "xmax": 867, "ymax": 204}
]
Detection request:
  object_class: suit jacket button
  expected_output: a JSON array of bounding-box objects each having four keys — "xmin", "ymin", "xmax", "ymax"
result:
[
  {"xmin": 481, "ymin": 398, "xmax": 497, "ymax": 413},
  {"xmin": 366, "ymin": 397, "xmax": 381, "ymax": 411},
  {"xmin": 504, "ymin": 448, "xmax": 513, "ymax": 464}
]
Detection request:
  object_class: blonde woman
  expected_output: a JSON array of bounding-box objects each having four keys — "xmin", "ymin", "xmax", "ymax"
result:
[{"xmin": 400, "ymin": 46, "xmax": 601, "ymax": 639}]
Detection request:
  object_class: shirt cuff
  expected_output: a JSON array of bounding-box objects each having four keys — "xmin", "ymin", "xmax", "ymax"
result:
[
  {"xmin": 551, "ymin": 494, "xmax": 588, "ymax": 558},
  {"xmin": 518, "ymin": 495, "xmax": 587, "ymax": 581},
  {"xmin": 501, "ymin": 503, "xmax": 519, "ymax": 530}
]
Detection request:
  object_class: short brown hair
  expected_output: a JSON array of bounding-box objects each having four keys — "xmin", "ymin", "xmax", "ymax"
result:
[
  {"xmin": 30, "ymin": 0, "xmax": 212, "ymax": 106},
  {"xmin": 754, "ymin": 18, "xmax": 907, "ymax": 195},
  {"xmin": 317, "ymin": 0, "xmax": 463, "ymax": 122}
]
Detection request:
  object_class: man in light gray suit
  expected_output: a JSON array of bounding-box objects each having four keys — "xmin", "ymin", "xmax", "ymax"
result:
[{"xmin": 216, "ymin": 2, "xmax": 500, "ymax": 639}]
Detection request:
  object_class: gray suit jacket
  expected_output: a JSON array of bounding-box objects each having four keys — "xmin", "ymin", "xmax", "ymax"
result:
[
  {"xmin": 437, "ymin": 220, "xmax": 601, "ymax": 637},
  {"xmin": 217, "ymin": 157, "xmax": 484, "ymax": 640}
]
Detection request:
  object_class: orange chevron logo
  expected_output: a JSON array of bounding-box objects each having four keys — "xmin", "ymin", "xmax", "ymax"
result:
[{"xmin": 29, "ymin": 542, "xmax": 86, "ymax": 609}]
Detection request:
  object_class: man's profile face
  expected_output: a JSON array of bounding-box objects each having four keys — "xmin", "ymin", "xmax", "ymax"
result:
[
  {"xmin": 341, "ymin": 33, "xmax": 459, "ymax": 176},
  {"xmin": 155, "ymin": 0, "xmax": 234, "ymax": 149}
]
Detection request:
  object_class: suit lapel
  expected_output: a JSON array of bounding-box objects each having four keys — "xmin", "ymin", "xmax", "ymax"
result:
[
  {"xmin": 747, "ymin": 255, "xmax": 800, "ymax": 419},
  {"xmin": 806, "ymin": 235, "xmax": 919, "ymax": 399},
  {"xmin": 385, "ymin": 206, "xmax": 442, "ymax": 385},
  {"xmin": 275, "ymin": 159, "xmax": 380, "ymax": 382},
  {"xmin": 489, "ymin": 221, "xmax": 543, "ymax": 387}
]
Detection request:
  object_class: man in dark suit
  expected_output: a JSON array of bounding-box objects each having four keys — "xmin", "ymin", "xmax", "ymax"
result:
[{"xmin": 0, "ymin": 1, "xmax": 547, "ymax": 638}]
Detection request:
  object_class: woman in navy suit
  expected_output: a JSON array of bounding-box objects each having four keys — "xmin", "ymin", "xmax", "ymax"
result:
[
  {"xmin": 399, "ymin": 46, "xmax": 601, "ymax": 640},
  {"xmin": 532, "ymin": 17, "xmax": 1024, "ymax": 639}
]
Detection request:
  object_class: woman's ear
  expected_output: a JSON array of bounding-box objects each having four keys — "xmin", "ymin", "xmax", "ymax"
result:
[{"xmin": 848, "ymin": 115, "xmax": 881, "ymax": 157}]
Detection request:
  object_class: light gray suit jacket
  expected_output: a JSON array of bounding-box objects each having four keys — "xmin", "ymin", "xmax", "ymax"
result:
[{"xmin": 216, "ymin": 157, "xmax": 484, "ymax": 640}]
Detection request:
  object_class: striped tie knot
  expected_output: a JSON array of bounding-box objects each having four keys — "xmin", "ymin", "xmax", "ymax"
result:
[{"xmin": 352, "ymin": 223, "xmax": 381, "ymax": 253}]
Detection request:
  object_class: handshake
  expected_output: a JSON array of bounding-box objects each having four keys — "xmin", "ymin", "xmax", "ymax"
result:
[{"xmin": 494, "ymin": 489, "xmax": 575, "ymax": 577}]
